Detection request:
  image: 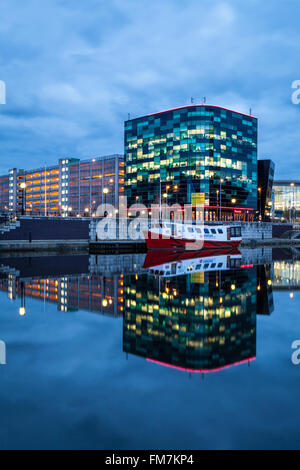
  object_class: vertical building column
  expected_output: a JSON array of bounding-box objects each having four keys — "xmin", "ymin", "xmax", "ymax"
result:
[
  {"xmin": 89, "ymin": 160, "xmax": 92, "ymax": 214},
  {"xmin": 102, "ymin": 158, "xmax": 104, "ymax": 205},
  {"xmin": 8, "ymin": 168, "xmax": 18, "ymax": 214},
  {"xmin": 115, "ymin": 155, "xmax": 119, "ymax": 210},
  {"xmin": 78, "ymin": 163, "xmax": 81, "ymax": 216}
]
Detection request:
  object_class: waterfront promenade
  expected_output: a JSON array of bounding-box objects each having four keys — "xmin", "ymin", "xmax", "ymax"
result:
[{"xmin": 0, "ymin": 216, "xmax": 299, "ymax": 253}]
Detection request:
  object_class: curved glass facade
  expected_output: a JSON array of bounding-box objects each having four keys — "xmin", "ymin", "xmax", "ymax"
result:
[{"xmin": 125, "ymin": 105, "xmax": 258, "ymax": 221}]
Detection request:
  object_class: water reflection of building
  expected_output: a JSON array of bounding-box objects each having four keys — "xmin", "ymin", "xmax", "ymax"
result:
[
  {"xmin": 256, "ymin": 265, "xmax": 274, "ymax": 315},
  {"xmin": 273, "ymin": 260, "xmax": 300, "ymax": 291},
  {"xmin": 123, "ymin": 268, "xmax": 258, "ymax": 373},
  {"xmin": 0, "ymin": 254, "xmax": 146, "ymax": 316},
  {"xmin": 0, "ymin": 274, "xmax": 124, "ymax": 317}
]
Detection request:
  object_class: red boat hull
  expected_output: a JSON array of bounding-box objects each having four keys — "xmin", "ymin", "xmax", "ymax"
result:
[{"xmin": 143, "ymin": 231, "xmax": 241, "ymax": 251}]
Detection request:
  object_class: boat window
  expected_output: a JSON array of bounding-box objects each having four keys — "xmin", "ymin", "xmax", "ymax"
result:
[
  {"xmin": 211, "ymin": 229, "xmax": 216, "ymax": 234},
  {"xmin": 188, "ymin": 227, "xmax": 194, "ymax": 233},
  {"xmin": 217, "ymin": 263, "xmax": 223, "ymax": 267},
  {"xmin": 195, "ymin": 264, "xmax": 201, "ymax": 269},
  {"xmin": 211, "ymin": 263, "xmax": 216, "ymax": 268},
  {"xmin": 217, "ymin": 229, "xmax": 223, "ymax": 234},
  {"xmin": 229, "ymin": 259, "xmax": 241, "ymax": 268},
  {"xmin": 204, "ymin": 228, "xmax": 210, "ymax": 234},
  {"xmin": 195, "ymin": 228, "xmax": 202, "ymax": 233},
  {"xmin": 230, "ymin": 226, "xmax": 241, "ymax": 237},
  {"xmin": 204, "ymin": 263, "xmax": 209, "ymax": 269}
]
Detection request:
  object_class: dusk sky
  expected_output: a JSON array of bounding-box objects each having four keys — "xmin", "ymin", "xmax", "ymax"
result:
[{"xmin": 0, "ymin": 0, "xmax": 299, "ymax": 178}]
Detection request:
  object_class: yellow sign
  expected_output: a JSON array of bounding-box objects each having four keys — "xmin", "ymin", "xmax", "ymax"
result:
[{"xmin": 191, "ymin": 192, "xmax": 205, "ymax": 206}]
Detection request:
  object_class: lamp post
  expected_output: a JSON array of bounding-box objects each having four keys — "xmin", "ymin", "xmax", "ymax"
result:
[
  {"xmin": 103, "ymin": 187, "xmax": 109, "ymax": 217},
  {"xmin": 290, "ymin": 183, "xmax": 295, "ymax": 222},
  {"xmin": 19, "ymin": 281, "xmax": 26, "ymax": 316},
  {"xmin": 231, "ymin": 198, "xmax": 236, "ymax": 221},
  {"xmin": 20, "ymin": 182, "xmax": 26, "ymax": 216},
  {"xmin": 219, "ymin": 178, "xmax": 224, "ymax": 221},
  {"xmin": 258, "ymin": 187, "xmax": 262, "ymax": 221}
]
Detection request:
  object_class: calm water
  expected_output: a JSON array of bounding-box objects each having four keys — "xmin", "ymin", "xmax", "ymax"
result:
[{"xmin": 0, "ymin": 249, "xmax": 299, "ymax": 449}]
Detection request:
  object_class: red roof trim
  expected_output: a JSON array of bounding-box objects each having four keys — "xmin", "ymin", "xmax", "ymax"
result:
[
  {"xmin": 205, "ymin": 206, "xmax": 255, "ymax": 211},
  {"xmin": 147, "ymin": 104, "xmax": 257, "ymax": 120},
  {"xmin": 146, "ymin": 356, "xmax": 256, "ymax": 374}
]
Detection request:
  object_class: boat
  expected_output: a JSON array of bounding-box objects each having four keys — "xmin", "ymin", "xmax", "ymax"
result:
[
  {"xmin": 143, "ymin": 222, "xmax": 242, "ymax": 251},
  {"xmin": 142, "ymin": 247, "xmax": 242, "ymax": 277}
]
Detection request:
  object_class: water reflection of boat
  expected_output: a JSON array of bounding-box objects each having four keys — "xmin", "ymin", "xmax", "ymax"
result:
[
  {"xmin": 143, "ymin": 248, "xmax": 242, "ymax": 277},
  {"xmin": 143, "ymin": 222, "xmax": 242, "ymax": 250}
]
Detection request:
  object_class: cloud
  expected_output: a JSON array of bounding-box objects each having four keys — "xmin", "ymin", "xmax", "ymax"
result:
[{"xmin": 0, "ymin": 0, "xmax": 299, "ymax": 178}]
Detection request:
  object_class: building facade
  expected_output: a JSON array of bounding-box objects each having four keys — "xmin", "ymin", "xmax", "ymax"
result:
[
  {"xmin": 273, "ymin": 181, "xmax": 300, "ymax": 222},
  {"xmin": 257, "ymin": 159, "xmax": 275, "ymax": 221},
  {"xmin": 125, "ymin": 104, "xmax": 258, "ymax": 221},
  {"xmin": 0, "ymin": 154, "xmax": 124, "ymax": 217}
]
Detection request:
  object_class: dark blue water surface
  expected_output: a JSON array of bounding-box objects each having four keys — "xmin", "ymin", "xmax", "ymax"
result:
[{"xmin": 0, "ymin": 251, "xmax": 299, "ymax": 449}]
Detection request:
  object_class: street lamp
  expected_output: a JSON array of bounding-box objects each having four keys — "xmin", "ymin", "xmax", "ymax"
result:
[
  {"xmin": 19, "ymin": 281, "xmax": 26, "ymax": 315},
  {"xmin": 290, "ymin": 183, "xmax": 295, "ymax": 222},
  {"xmin": 103, "ymin": 187, "xmax": 109, "ymax": 216},
  {"xmin": 219, "ymin": 178, "xmax": 224, "ymax": 221},
  {"xmin": 20, "ymin": 182, "xmax": 26, "ymax": 216},
  {"xmin": 258, "ymin": 187, "xmax": 262, "ymax": 220}
]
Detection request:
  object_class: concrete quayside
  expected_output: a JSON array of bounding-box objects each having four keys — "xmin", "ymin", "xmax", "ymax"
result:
[{"xmin": 0, "ymin": 215, "xmax": 300, "ymax": 253}]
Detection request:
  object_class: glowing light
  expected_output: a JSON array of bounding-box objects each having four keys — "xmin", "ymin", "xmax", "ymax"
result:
[
  {"xmin": 102, "ymin": 299, "xmax": 108, "ymax": 307},
  {"xmin": 231, "ymin": 284, "xmax": 236, "ymax": 291},
  {"xmin": 19, "ymin": 307, "xmax": 26, "ymax": 316}
]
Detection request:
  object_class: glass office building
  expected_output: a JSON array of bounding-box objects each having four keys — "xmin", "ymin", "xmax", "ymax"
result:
[
  {"xmin": 273, "ymin": 181, "xmax": 300, "ymax": 222},
  {"xmin": 125, "ymin": 105, "xmax": 258, "ymax": 221},
  {"xmin": 0, "ymin": 154, "xmax": 124, "ymax": 217}
]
